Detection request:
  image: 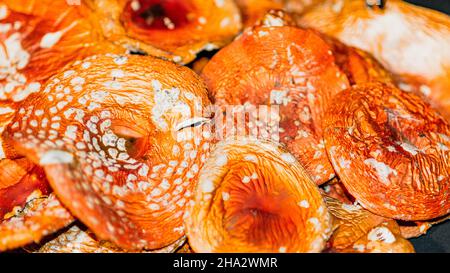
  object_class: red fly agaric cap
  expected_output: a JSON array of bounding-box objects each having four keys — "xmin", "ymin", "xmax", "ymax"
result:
[
  {"xmin": 324, "ymin": 82, "xmax": 450, "ymax": 221},
  {"xmin": 0, "ymin": 0, "xmax": 126, "ymax": 103},
  {"xmin": 185, "ymin": 138, "xmax": 332, "ymax": 253},
  {"xmin": 37, "ymin": 225, "xmax": 186, "ymax": 253},
  {"xmin": 201, "ymin": 11, "xmax": 350, "ymax": 184},
  {"xmin": 0, "ymin": 193, "xmax": 74, "ymax": 251},
  {"xmin": 6, "ymin": 54, "xmax": 213, "ymax": 250},
  {"xmin": 297, "ymin": 0, "xmax": 450, "ymax": 116},
  {"xmin": 91, "ymin": 0, "xmax": 242, "ymax": 64}
]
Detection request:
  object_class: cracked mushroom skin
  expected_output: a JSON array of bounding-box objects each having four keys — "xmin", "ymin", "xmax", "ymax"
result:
[
  {"xmin": 185, "ymin": 138, "xmax": 332, "ymax": 253},
  {"xmin": 324, "ymin": 82, "xmax": 450, "ymax": 221},
  {"xmin": 201, "ymin": 13, "xmax": 349, "ymax": 184},
  {"xmin": 90, "ymin": 0, "xmax": 242, "ymax": 64},
  {"xmin": 5, "ymin": 54, "xmax": 213, "ymax": 250},
  {"xmin": 0, "ymin": 0, "xmax": 125, "ymax": 103},
  {"xmin": 296, "ymin": 0, "xmax": 450, "ymax": 115}
]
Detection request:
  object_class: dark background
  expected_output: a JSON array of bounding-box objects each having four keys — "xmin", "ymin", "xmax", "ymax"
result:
[{"xmin": 401, "ymin": 0, "xmax": 450, "ymax": 253}]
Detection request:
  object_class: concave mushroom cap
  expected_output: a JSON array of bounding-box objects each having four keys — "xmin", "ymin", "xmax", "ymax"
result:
[
  {"xmin": 296, "ymin": 0, "xmax": 450, "ymax": 115},
  {"xmin": 324, "ymin": 82, "xmax": 450, "ymax": 221},
  {"xmin": 6, "ymin": 54, "xmax": 213, "ymax": 250},
  {"xmin": 37, "ymin": 224, "xmax": 186, "ymax": 253},
  {"xmin": 201, "ymin": 12, "xmax": 350, "ymax": 184},
  {"xmin": 234, "ymin": 0, "xmax": 284, "ymax": 27},
  {"xmin": 0, "ymin": 193, "xmax": 74, "ymax": 252},
  {"xmin": 0, "ymin": 0, "xmax": 125, "ymax": 103},
  {"xmin": 91, "ymin": 0, "xmax": 242, "ymax": 64},
  {"xmin": 185, "ymin": 137, "xmax": 332, "ymax": 253}
]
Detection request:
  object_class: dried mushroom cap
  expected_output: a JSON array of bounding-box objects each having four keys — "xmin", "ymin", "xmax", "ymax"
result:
[
  {"xmin": 201, "ymin": 12, "xmax": 350, "ymax": 184},
  {"xmin": 297, "ymin": 0, "xmax": 450, "ymax": 116},
  {"xmin": 0, "ymin": 0, "xmax": 125, "ymax": 103},
  {"xmin": 91, "ymin": 0, "xmax": 242, "ymax": 64},
  {"xmin": 324, "ymin": 82, "xmax": 450, "ymax": 221},
  {"xmin": 185, "ymin": 137, "xmax": 332, "ymax": 253},
  {"xmin": 0, "ymin": 193, "xmax": 74, "ymax": 252},
  {"xmin": 6, "ymin": 54, "xmax": 213, "ymax": 250},
  {"xmin": 38, "ymin": 225, "xmax": 186, "ymax": 253}
]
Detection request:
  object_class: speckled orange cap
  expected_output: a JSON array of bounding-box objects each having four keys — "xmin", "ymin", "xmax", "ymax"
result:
[
  {"xmin": 5, "ymin": 54, "xmax": 213, "ymax": 250},
  {"xmin": 91, "ymin": 0, "xmax": 242, "ymax": 64},
  {"xmin": 324, "ymin": 82, "xmax": 450, "ymax": 221}
]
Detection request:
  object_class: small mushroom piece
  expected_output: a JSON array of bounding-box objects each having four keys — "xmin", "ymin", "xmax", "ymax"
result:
[
  {"xmin": 91, "ymin": 0, "xmax": 242, "ymax": 64},
  {"xmin": 0, "ymin": 0, "xmax": 125, "ymax": 103},
  {"xmin": 349, "ymin": 221, "xmax": 415, "ymax": 253},
  {"xmin": 0, "ymin": 193, "xmax": 74, "ymax": 252},
  {"xmin": 6, "ymin": 54, "xmax": 213, "ymax": 250},
  {"xmin": 324, "ymin": 196, "xmax": 414, "ymax": 253},
  {"xmin": 185, "ymin": 138, "xmax": 332, "ymax": 253},
  {"xmin": 297, "ymin": 0, "xmax": 450, "ymax": 115},
  {"xmin": 234, "ymin": 0, "xmax": 284, "ymax": 27},
  {"xmin": 324, "ymin": 82, "xmax": 450, "ymax": 221},
  {"xmin": 201, "ymin": 11, "xmax": 350, "ymax": 184},
  {"xmin": 37, "ymin": 224, "xmax": 186, "ymax": 253}
]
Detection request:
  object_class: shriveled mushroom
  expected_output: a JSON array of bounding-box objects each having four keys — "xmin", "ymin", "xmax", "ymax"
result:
[
  {"xmin": 201, "ymin": 11, "xmax": 349, "ymax": 184},
  {"xmin": 4, "ymin": 54, "xmax": 213, "ymax": 250},
  {"xmin": 185, "ymin": 137, "xmax": 332, "ymax": 253},
  {"xmin": 324, "ymin": 82, "xmax": 450, "ymax": 221},
  {"xmin": 90, "ymin": 0, "xmax": 242, "ymax": 64}
]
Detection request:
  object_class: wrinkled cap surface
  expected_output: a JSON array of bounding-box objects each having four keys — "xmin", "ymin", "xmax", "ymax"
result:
[
  {"xmin": 201, "ymin": 13, "xmax": 349, "ymax": 184},
  {"xmin": 324, "ymin": 82, "xmax": 450, "ymax": 221}
]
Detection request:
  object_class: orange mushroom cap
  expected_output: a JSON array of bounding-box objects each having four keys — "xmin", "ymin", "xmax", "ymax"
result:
[
  {"xmin": 5, "ymin": 54, "xmax": 213, "ymax": 250},
  {"xmin": 320, "ymin": 35, "xmax": 394, "ymax": 85},
  {"xmin": 324, "ymin": 196, "xmax": 415, "ymax": 253},
  {"xmin": 0, "ymin": 193, "xmax": 74, "ymax": 252},
  {"xmin": 297, "ymin": 0, "xmax": 450, "ymax": 115},
  {"xmin": 91, "ymin": 0, "xmax": 242, "ymax": 64},
  {"xmin": 185, "ymin": 138, "xmax": 332, "ymax": 253},
  {"xmin": 37, "ymin": 224, "xmax": 186, "ymax": 253},
  {"xmin": 0, "ymin": 0, "xmax": 125, "ymax": 103},
  {"xmin": 324, "ymin": 82, "xmax": 450, "ymax": 221},
  {"xmin": 201, "ymin": 12, "xmax": 349, "ymax": 184}
]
